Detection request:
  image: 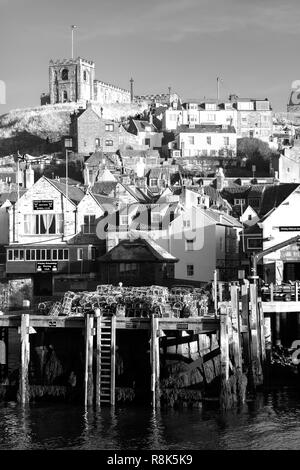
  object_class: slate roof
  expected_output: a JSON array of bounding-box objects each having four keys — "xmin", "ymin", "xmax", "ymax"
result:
[
  {"xmin": 176, "ymin": 124, "xmax": 236, "ymax": 134},
  {"xmin": 47, "ymin": 178, "xmax": 85, "ymax": 205},
  {"xmin": 98, "ymin": 238, "xmax": 177, "ymax": 263},
  {"xmin": 0, "ymin": 190, "xmax": 27, "ymax": 204},
  {"xmin": 259, "ymin": 183, "xmax": 299, "ymax": 218},
  {"xmin": 132, "ymin": 120, "xmax": 158, "ymax": 133}
]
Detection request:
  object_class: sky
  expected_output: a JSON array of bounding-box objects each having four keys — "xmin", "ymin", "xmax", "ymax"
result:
[{"xmin": 0, "ymin": 0, "xmax": 300, "ymax": 114}]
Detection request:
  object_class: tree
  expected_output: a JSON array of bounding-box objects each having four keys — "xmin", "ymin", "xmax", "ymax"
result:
[{"xmin": 237, "ymin": 137, "xmax": 278, "ymax": 174}]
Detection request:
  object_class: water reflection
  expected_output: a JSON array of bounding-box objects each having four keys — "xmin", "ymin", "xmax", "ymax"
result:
[{"xmin": 1, "ymin": 388, "xmax": 300, "ymax": 450}]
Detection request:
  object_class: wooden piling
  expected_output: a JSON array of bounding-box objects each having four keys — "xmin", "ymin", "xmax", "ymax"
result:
[
  {"xmin": 219, "ymin": 304, "xmax": 230, "ymax": 410},
  {"xmin": 84, "ymin": 313, "xmax": 94, "ymax": 407},
  {"xmin": 151, "ymin": 316, "xmax": 160, "ymax": 408},
  {"xmin": 275, "ymin": 312, "xmax": 281, "ymax": 346},
  {"xmin": 249, "ymin": 284, "xmax": 263, "ymax": 387},
  {"xmin": 0, "ymin": 327, "xmax": 8, "ymax": 383},
  {"xmin": 258, "ymin": 300, "xmax": 266, "ymax": 370},
  {"xmin": 20, "ymin": 314, "xmax": 30, "ymax": 404},
  {"xmin": 241, "ymin": 284, "xmax": 251, "ymax": 371}
]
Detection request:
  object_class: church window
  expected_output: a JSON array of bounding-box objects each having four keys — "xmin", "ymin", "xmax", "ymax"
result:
[
  {"xmin": 62, "ymin": 69, "xmax": 69, "ymax": 80},
  {"xmin": 63, "ymin": 91, "xmax": 68, "ymax": 102},
  {"xmin": 83, "ymin": 70, "xmax": 88, "ymax": 81},
  {"xmin": 105, "ymin": 140, "xmax": 113, "ymax": 146}
]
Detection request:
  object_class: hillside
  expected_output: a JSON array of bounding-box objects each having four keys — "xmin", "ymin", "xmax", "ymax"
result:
[{"xmin": 0, "ymin": 101, "xmax": 148, "ymax": 155}]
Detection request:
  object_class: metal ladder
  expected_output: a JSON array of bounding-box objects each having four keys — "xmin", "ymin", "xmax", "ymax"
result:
[{"xmin": 98, "ymin": 316, "xmax": 116, "ymax": 405}]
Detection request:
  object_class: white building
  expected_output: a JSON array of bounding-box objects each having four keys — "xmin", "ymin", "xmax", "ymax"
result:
[{"xmin": 175, "ymin": 124, "xmax": 237, "ymax": 158}]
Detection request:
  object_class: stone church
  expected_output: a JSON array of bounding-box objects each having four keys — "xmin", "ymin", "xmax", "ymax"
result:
[{"xmin": 41, "ymin": 57, "xmax": 131, "ymax": 106}]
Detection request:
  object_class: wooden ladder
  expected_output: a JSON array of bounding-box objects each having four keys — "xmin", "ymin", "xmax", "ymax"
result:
[{"xmin": 96, "ymin": 315, "xmax": 116, "ymax": 406}]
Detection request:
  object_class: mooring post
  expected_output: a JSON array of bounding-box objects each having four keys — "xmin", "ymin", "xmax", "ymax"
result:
[
  {"xmin": 95, "ymin": 309, "xmax": 101, "ymax": 408},
  {"xmin": 230, "ymin": 285, "xmax": 242, "ymax": 370},
  {"xmin": 241, "ymin": 284, "xmax": 251, "ymax": 372},
  {"xmin": 219, "ymin": 304, "xmax": 230, "ymax": 409},
  {"xmin": 20, "ymin": 314, "xmax": 30, "ymax": 405},
  {"xmin": 258, "ymin": 299, "xmax": 266, "ymax": 373},
  {"xmin": 249, "ymin": 284, "xmax": 263, "ymax": 387},
  {"xmin": 0, "ymin": 327, "xmax": 8, "ymax": 384},
  {"xmin": 270, "ymin": 283, "xmax": 274, "ymax": 302},
  {"xmin": 84, "ymin": 313, "xmax": 94, "ymax": 407},
  {"xmin": 275, "ymin": 312, "xmax": 281, "ymax": 346},
  {"xmin": 150, "ymin": 315, "xmax": 160, "ymax": 408}
]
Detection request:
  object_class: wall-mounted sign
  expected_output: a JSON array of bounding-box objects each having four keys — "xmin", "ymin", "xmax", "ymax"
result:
[
  {"xmin": 176, "ymin": 323, "xmax": 189, "ymax": 330},
  {"xmin": 279, "ymin": 226, "xmax": 300, "ymax": 232},
  {"xmin": 36, "ymin": 262, "xmax": 58, "ymax": 272},
  {"xmin": 33, "ymin": 200, "xmax": 54, "ymax": 210}
]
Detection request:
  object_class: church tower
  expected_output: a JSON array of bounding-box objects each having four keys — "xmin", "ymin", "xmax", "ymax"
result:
[{"xmin": 49, "ymin": 57, "xmax": 95, "ymax": 104}]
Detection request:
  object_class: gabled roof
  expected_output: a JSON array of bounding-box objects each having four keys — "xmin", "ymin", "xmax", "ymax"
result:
[
  {"xmin": 259, "ymin": 183, "xmax": 299, "ymax": 218},
  {"xmin": 46, "ymin": 178, "xmax": 85, "ymax": 205},
  {"xmin": 243, "ymin": 223, "xmax": 262, "ymax": 235},
  {"xmin": 92, "ymin": 181, "xmax": 118, "ymax": 196},
  {"xmin": 99, "ymin": 238, "xmax": 177, "ymax": 263},
  {"xmin": 0, "ymin": 190, "xmax": 27, "ymax": 204}
]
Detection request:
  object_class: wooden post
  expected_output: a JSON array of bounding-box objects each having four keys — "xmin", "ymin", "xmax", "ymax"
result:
[
  {"xmin": 258, "ymin": 299, "xmax": 266, "ymax": 370},
  {"xmin": 213, "ymin": 269, "xmax": 218, "ymax": 316},
  {"xmin": 264, "ymin": 314, "xmax": 272, "ymax": 376},
  {"xmin": 95, "ymin": 310, "xmax": 101, "ymax": 408},
  {"xmin": 249, "ymin": 284, "xmax": 263, "ymax": 387},
  {"xmin": 84, "ymin": 313, "xmax": 94, "ymax": 407},
  {"xmin": 275, "ymin": 312, "xmax": 281, "ymax": 346},
  {"xmin": 20, "ymin": 314, "xmax": 30, "ymax": 404},
  {"xmin": 296, "ymin": 282, "xmax": 299, "ymax": 303},
  {"xmin": 0, "ymin": 327, "xmax": 8, "ymax": 384},
  {"xmin": 241, "ymin": 284, "xmax": 251, "ymax": 372},
  {"xmin": 230, "ymin": 286, "xmax": 242, "ymax": 370},
  {"xmin": 270, "ymin": 283, "xmax": 274, "ymax": 302},
  {"xmin": 219, "ymin": 304, "xmax": 230, "ymax": 409},
  {"xmin": 218, "ymin": 282, "xmax": 223, "ymax": 302},
  {"xmin": 150, "ymin": 316, "xmax": 160, "ymax": 408},
  {"xmin": 111, "ymin": 315, "xmax": 116, "ymax": 406}
]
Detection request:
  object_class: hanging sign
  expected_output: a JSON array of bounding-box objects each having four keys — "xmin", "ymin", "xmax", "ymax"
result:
[{"xmin": 36, "ymin": 262, "xmax": 58, "ymax": 272}]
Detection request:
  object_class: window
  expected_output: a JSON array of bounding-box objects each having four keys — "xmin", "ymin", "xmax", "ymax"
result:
[
  {"xmin": 188, "ymin": 136, "xmax": 195, "ymax": 145},
  {"xmin": 183, "ymin": 219, "xmax": 191, "ymax": 228},
  {"xmin": 186, "ymin": 240, "xmax": 194, "ymax": 251},
  {"xmin": 205, "ymin": 103, "xmax": 217, "ymax": 111},
  {"xmin": 95, "ymin": 138, "xmax": 100, "ymax": 147},
  {"xmin": 208, "ymin": 114, "xmax": 216, "ymax": 121},
  {"xmin": 63, "ymin": 91, "xmax": 68, "ymax": 102},
  {"xmin": 77, "ymin": 248, "xmax": 83, "ymax": 260},
  {"xmin": 207, "ymin": 136, "xmax": 211, "ymax": 145},
  {"xmin": 105, "ymin": 140, "xmax": 113, "ymax": 146},
  {"xmin": 145, "ymin": 138, "xmax": 151, "ymax": 146},
  {"xmin": 247, "ymin": 238, "xmax": 262, "ymax": 249},
  {"xmin": 24, "ymin": 214, "xmax": 63, "ymax": 235},
  {"xmin": 187, "ymin": 264, "xmax": 194, "ymax": 276},
  {"xmin": 7, "ymin": 248, "xmax": 69, "ymax": 261},
  {"xmin": 224, "ymin": 137, "xmax": 229, "ymax": 146},
  {"xmin": 150, "ymin": 178, "xmax": 158, "ymax": 187},
  {"xmin": 234, "ymin": 199, "xmax": 246, "ymax": 205},
  {"xmin": 210, "ymin": 150, "xmax": 217, "ymax": 156},
  {"xmin": 119, "ymin": 263, "xmax": 138, "ymax": 273},
  {"xmin": 61, "ymin": 69, "xmax": 68, "ymax": 80},
  {"xmin": 105, "ymin": 123, "xmax": 114, "ymax": 132},
  {"xmin": 64, "ymin": 138, "xmax": 73, "ymax": 148},
  {"xmin": 88, "ymin": 247, "xmax": 96, "ymax": 261},
  {"xmin": 83, "ymin": 215, "xmax": 96, "ymax": 234},
  {"xmin": 151, "ymin": 212, "xmax": 162, "ymax": 227},
  {"xmin": 248, "ymin": 214, "xmax": 252, "ymax": 221},
  {"xmin": 120, "ymin": 214, "xmax": 129, "ymax": 226},
  {"xmin": 83, "ymin": 70, "xmax": 88, "ymax": 81}
]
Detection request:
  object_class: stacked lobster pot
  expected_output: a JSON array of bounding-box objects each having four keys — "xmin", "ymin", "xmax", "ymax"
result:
[{"xmin": 37, "ymin": 284, "xmax": 213, "ymax": 318}]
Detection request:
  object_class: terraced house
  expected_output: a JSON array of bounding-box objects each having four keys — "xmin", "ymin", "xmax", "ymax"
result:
[{"xmin": 5, "ymin": 176, "xmax": 114, "ymax": 298}]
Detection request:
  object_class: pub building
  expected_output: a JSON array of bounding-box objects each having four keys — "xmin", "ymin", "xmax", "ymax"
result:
[{"xmin": 5, "ymin": 176, "xmax": 112, "ymax": 298}]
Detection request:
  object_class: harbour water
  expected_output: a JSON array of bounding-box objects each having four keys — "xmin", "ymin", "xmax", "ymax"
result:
[{"xmin": 1, "ymin": 386, "xmax": 300, "ymax": 450}]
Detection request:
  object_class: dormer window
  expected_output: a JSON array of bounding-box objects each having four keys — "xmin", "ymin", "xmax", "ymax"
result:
[{"xmin": 205, "ymin": 103, "xmax": 217, "ymax": 111}]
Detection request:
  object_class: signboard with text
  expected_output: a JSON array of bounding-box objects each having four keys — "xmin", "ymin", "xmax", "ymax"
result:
[
  {"xmin": 33, "ymin": 200, "xmax": 54, "ymax": 210},
  {"xmin": 279, "ymin": 226, "xmax": 300, "ymax": 232},
  {"xmin": 36, "ymin": 262, "xmax": 58, "ymax": 272}
]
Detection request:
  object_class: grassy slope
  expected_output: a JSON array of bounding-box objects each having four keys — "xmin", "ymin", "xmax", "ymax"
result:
[{"xmin": 0, "ymin": 101, "xmax": 148, "ymax": 155}]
